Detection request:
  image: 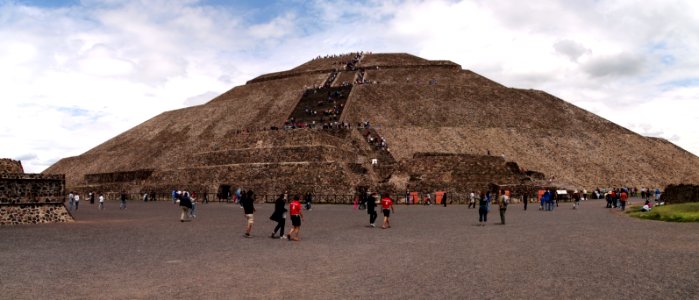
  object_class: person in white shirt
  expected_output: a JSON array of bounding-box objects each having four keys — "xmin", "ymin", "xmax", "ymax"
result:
[
  {"xmin": 74, "ymin": 193, "xmax": 80, "ymax": 210},
  {"xmin": 98, "ymin": 193, "xmax": 105, "ymax": 210}
]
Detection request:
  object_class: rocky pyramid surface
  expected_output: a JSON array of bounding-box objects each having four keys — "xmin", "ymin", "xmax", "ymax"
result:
[{"xmin": 44, "ymin": 53, "xmax": 699, "ymax": 197}]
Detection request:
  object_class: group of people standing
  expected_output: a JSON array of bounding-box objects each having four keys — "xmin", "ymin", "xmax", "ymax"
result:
[
  {"xmin": 67, "ymin": 191, "xmax": 105, "ymax": 211},
  {"xmin": 475, "ymin": 190, "xmax": 510, "ymax": 226}
]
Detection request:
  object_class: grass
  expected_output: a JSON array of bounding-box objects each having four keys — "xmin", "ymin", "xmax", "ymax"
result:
[{"xmin": 627, "ymin": 202, "xmax": 699, "ymax": 222}]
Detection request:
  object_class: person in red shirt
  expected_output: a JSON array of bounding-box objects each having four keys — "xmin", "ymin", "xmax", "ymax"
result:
[
  {"xmin": 620, "ymin": 190, "xmax": 628, "ymax": 211},
  {"xmin": 287, "ymin": 194, "xmax": 304, "ymax": 241},
  {"xmin": 380, "ymin": 193, "xmax": 395, "ymax": 229}
]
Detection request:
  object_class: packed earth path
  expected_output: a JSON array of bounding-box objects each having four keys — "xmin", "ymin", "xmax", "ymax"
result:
[{"xmin": 1, "ymin": 199, "xmax": 697, "ymax": 299}]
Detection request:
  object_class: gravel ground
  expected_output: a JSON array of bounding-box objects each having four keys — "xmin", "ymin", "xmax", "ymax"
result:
[{"xmin": 1, "ymin": 199, "xmax": 697, "ymax": 299}]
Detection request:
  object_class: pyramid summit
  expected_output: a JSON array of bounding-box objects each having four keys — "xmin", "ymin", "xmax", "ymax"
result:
[{"xmin": 44, "ymin": 52, "xmax": 699, "ymax": 198}]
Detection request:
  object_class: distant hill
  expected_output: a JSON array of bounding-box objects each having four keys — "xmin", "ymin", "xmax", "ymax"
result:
[{"xmin": 44, "ymin": 52, "xmax": 699, "ymax": 197}]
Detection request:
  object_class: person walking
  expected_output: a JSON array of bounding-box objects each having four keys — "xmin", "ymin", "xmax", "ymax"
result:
[
  {"xmin": 498, "ymin": 190, "xmax": 508, "ymax": 225},
  {"xmin": 74, "ymin": 193, "xmax": 80, "ymax": 210},
  {"xmin": 89, "ymin": 192, "xmax": 95, "ymax": 205},
  {"xmin": 270, "ymin": 194, "xmax": 287, "ymax": 239},
  {"xmin": 241, "ymin": 190, "xmax": 256, "ymax": 238},
  {"xmin": 442, "ymin": 192, "xmax": 447, "ymax": 207},
  {"xmin": 120, "ymin": 191, "xmax": 127, "ymax": 209},
  {"xmin": 468, "ymin": 191, "xmax": 476, "ymax": 209},
  {"xmin": 98, "ymin": 193, "xmax": 104, "ymax": 210},
  {"xmin": 287, "ymin": 194, "xmax": 304, "ymax": 241},
  {"xmin": 478, "ymin": 191, "xmax": 489, "ymax": 226},
  {"xmin": 179, "ymin": 191, "xmax": 192, "ymax": 222},
  {"xmin": 68, "ymin": 191, "xmax": 74, "ymax": 211},
  {"xmin": 573, "ymin": 190, "xmax": 581, "ymax": 209},
  {"xmin": 367, "ymin": 192, "xmax": 378, "ymax": 227},
  {"xmin": 381, "ymin": 193, "xmax": 395, "ymax": 229}
]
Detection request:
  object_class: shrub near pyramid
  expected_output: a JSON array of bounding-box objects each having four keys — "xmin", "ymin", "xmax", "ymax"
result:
[{"xmin": 43, "ymin": 53, "xmax": 699, "ymax": 200}]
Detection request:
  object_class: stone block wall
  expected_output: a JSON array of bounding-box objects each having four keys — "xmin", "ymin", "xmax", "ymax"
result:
[
  {"xmin": 0, "ymin": 173, "xmax": 65, "ymax": 203},
  {"xmin": 0, "ymin": 203, "xmax": 73, "ymax": 225},
  {"xmin": 85, "ymin": 169, "xmax": 154, "ymax": 184},
  {"xmin": 401, "ymin": 153, "xmax": 525, "ymax": 193},
  {"xmin": 662, "ymin": 184, "xmax": 699, "ymax": 204},
  {"xmin": 193, "ymin": 146, "xmax": 358, "ymax": 166},
  {"xmin": 0, "ymin": 159, "xmax": 23, "ymax": 174}
]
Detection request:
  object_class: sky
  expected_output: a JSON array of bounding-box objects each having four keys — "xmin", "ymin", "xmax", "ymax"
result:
[{"xmin": 2, "ymin": 0, "xmax": 698, "ymax": 173}]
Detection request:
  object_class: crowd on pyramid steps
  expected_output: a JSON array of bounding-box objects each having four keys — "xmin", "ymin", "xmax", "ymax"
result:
[
  {"xmin": 308, "ymin": 51, "xmax": 368, "ymax": 71},
  {"xmin": 361, "ymin": 127, "xmax": 389, "ymax": 152}
]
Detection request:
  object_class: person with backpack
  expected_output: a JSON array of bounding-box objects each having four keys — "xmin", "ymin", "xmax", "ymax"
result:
[
  {"xmin": 478, "ymin": 191, "xmax": 490, "ymax": 226},
  {"xmin": 498, "ymin": 190, "xmax": 509, "ymax": 225}
]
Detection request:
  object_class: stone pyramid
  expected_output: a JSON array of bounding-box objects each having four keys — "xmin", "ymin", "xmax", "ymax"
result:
[{"xmin": 44, "ymin": 53, "xmax": 699, "ymax": 199}]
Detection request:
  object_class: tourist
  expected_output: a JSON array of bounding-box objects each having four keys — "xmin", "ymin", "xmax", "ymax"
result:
[
  {"xmin": 241, "ymin": 190, "xmax": 256, "ymax": 238},
  {"xmin": 143, "ymin": 192, "xmax": 148, "ymax": 202},
  {"xmin": 381, "ymin": 193, "xmax": 395, "ymax": 229},
  {"xmin": 98, "ymin": 193, "xmax": 104, "ymax": 210},
  {"xmin": 120, "ymin": 191, "xmax": 127, "ymax": 209},
  {"xmin": 172, "ymin": 189, "xmax": 177, "ymax": 204},
  {"xmin": 442, "ymin": 192, "xmax": 447, "ymax": 207},
  {"xmin": 68, "ymin": 191, "xmax": 74, "ymax": 210},
  {"xmin": 573, "ymin": 190, "xmax": 581, "ymax": 209},
  {"xmin": 425, "ymin": 193, "xmax": 431, "ymax": 206},
  {"xmin": 641, "ymin": 200, "xmax": 652, "ymax": 212},
  {"xmin": 498, "ymin": 190, "xmax": 508, "ymax": 225},
  {"xmin": 478, "ymin": 191, "xmax": 489, "ymax": 226},
  {"xmin": 270, "ymin": 194, "xmax": 287, "ymax": 239},
  {"xmin": 74, "ymin": 193, "xmax": 80, "ymax": 210},
  {"xmin": 178, "ymin": 191, "xmax": 192, "ymax": 222},
  {"xmin": 305, "ymin": 192, "xmax": 313, "ymax": 211},
  {"xmin": 367, "ymin": 192, "xmax": 378, "ymax": 227},
  {"xmin": 542, "ymin": 190, "xmax": 549, "ymax": 211},
  {"xmin": 522, "ymin": 192, "xmax": 529, "ymax": 211},
  {"xmin": 189, "ymin": 193, "xmax": 197, "ymax": 218},
  {"xmin": 654, "ymin": 188, "xmax": 661, "ymax": 203},
  {"xmin": 287, "ymin": 194, "xmax": 304, "ymax": 241},
  {"xmin": 468, "ymin": 191, "xmax": 476, "ymax": 209},
  {"xmin": 620, "ymin": 189, "xmax": 628, "ymax": 211},
  {"xmin": 89, "ymin": 192, "xmax": 94, "ymax": 205}
]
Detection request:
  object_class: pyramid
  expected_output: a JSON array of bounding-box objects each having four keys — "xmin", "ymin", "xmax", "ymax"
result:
[{"xmin": 44, "ymin": 53, "xmax": 699, "ymax": 199}]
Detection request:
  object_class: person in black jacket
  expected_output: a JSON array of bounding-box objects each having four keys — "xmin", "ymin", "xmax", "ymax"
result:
[
  {"xmin": 270, "ymin": 194, "xmax": 287, "ymax": 239},
  {"xmin": 367, "ymin": 192, "xmax": 378, "ymax": 227},
  {"xmin": 242, "ymin": 190, "xmax": 256, "ymax": 237},
  {"xmin": 179, "ymin": 191, "xmax": 192, "ymax": 222}
]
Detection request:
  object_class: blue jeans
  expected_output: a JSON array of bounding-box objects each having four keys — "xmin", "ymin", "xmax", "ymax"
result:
[{"xmin": 479, "ymin": 207, "xmax": 488, "ymax": 222}]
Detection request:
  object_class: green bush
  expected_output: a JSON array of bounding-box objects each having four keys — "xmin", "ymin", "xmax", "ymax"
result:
[{"xmin": 627, "ymin": 202, "xmax": 699, "ymax": 222}]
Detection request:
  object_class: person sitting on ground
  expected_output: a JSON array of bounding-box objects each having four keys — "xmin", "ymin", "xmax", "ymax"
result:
[{"xmin": 641, "ymin": 200, "xmax": 652, "ymax": 212}]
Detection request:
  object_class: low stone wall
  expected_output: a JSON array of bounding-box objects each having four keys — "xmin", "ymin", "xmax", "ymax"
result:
[
  {"xmin": 0, "ymin": 173, "xmax": 65, "ymax": 204},
  {"xmin": 662, "ymin": 184, "xmax": 699, "ymax": 204},
  {"xmin": 0, "ymin": 203, "xmax": 73, "ymax": 226},
  {"xmin": 0, "ymin": 159, "xmax": 24, "ymax": 174}
]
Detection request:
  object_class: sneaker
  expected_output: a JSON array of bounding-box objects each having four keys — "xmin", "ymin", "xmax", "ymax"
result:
[
  {"xmin": 291, "ymin": 237, "xmax": 300, "ymax": 241},
  {"xmin": 280, "ymin": 235, "xmax": 287, "ymax": 240},
  {"xmin": 244, "ymin": 233, "xmax": 251, "ymax": 238},
  {"xmin": 371, "ymin": 224, "xmax": 375, "ymax": 228},
  {"xmin": 270, "ymin": 233, "xmax": 277, "ymax": 239}
]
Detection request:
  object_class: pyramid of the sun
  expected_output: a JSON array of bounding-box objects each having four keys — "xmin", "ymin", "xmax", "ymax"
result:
[{"xmin": 44, "ymin": 53, "xmax": 699, "ymax": 198}]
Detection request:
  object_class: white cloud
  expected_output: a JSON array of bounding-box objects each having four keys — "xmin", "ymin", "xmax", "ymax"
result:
[{"xmin": 1, "ymin": 0, "xmax": 699, "ymax": 173}]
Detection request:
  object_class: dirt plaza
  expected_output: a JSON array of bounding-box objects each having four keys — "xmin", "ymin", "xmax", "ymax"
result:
[{"xmin": 1, "ymin": 199, "xmax": 697, "ymax": 299}]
